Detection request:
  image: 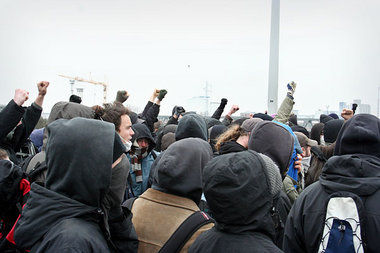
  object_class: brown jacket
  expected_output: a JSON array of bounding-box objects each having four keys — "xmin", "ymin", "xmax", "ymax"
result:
[{"xmin": 131, "ymin": 188, "xmax": 213, "ymax": 253}]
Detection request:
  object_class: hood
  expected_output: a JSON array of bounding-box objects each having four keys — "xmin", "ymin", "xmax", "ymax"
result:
[
  {"xmin": 47, "ymin": 102, "xmax": 95, "ymax": 125},
  {"xmin": 203, "ymin": 150, "xmax": 280, "ymax": 238},
  {"xmin": 209, "ymin": 125, "xmax": 228, "ymax": 153},
  {"xmin": 163, "ymin": 124, "xmax": 177, "ymax": 135},
  {"xmin": 320, "ymin": 154, "xmax": 380, "ymax": 196},
  {"xmin": 41, "ymin": 101, "xmax": 95, "ymax": 151},
  {"xmin": 320, "ymin": 114, "xmax": 334, "ymax": 124},
  {"xmin": 14, "ymin": 183, "xmax": 99, "ymax": 249},
  {"xmin": 248, "ymin": 121, "xmax": 294, "ymax": 176},
  {"xmin": 310, "ymin": 123, "xmax": 324, "ymax": 145},
  {"xmin": 334, "ymin": 114, "xmax": 380, "ymax": 158},
  {"xmin": 175, "ymin": 114, "xmax": 208, "ymax": 141},
  {"xmin": 131, "ymin": 123, "xmax": 156, "ymax": 152},
  {"xmin": 324, "ymin": 119, "xmax": 344, "ymax": 143},
  {"xmin": 152, "ymin": 138, "xmax": 213, "ymax": 204},
  {"xmin": 204, "ymin": 117, "xmax": 222, "ymax": 129},
  {"xmin": 45, "ymin": 118, "xmax": 114, "ymax": 208},
  {"xmin": 161, "ymin": 132, "xmax": 176, "ymax": 151}
]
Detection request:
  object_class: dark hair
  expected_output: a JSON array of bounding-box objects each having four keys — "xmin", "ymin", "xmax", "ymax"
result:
[
  {"xmin": 93, "ymin": 102, "xmax": 130, "ymax": 131},
  {"xmin": 69, "ymin": 94, "xmax": 82, "ymax": 104}
]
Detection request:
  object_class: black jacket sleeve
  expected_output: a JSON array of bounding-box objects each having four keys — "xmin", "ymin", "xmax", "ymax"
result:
[
  {"xmin": 0, "ymin": 100, "xmax": 25, "ymax": 142},
  {"xmin": 140, "ymin": 101, "xmax": 153, "ymax": 119},
  {"xmin": 144, "ymin": 103, "xmax": 160, "ymax": 134},
  {"xmin": 12, "ymin": 102, "xmax": 42, "ymax": 151}
]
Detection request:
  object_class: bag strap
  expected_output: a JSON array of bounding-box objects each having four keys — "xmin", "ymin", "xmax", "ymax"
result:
[{"xmin": 158, "ymin": 211, "xmax": 214, "ymax": 253}]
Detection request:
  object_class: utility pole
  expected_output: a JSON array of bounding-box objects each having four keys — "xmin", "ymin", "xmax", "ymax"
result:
[{"xmin": 267, "ymin": 0, "xmax": 280, "ymax": 115}]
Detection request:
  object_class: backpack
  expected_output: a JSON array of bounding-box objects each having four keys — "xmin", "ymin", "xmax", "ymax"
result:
[
  {"xmin": 122, "ymin": 197, "xmax": 215, "ymax": 253},
  {"xmin": 0, "ymin": 161, "xmax": 30, "ymax": 253},
  {"xmin": 318, "ymin": 191, "xmax": 367, "ymax": 253},
  {"xmin": 19, "ymin": 156, "xmax": 47, "ymax": 185}
]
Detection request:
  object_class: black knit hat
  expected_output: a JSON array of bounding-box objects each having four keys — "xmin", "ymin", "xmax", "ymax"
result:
[{"xmin": 323, "ymin": 119, "xmax": 344, "ymax": 143}]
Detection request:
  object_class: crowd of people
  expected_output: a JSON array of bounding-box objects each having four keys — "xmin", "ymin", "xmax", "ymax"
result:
[{"xmin": 0, "ymin": 80, "xmax": 379, "ymax": 253}]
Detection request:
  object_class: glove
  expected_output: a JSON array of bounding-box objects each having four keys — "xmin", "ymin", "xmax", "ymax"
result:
[
  {"xmin": 174, "ymin": 106, "xmax": 185, "ymax": 117},
  {"xmin": 287, "ymin": 81, "xmax": 297, "ymax": 99},
  {"xmin": 157, "ymin": 89, "xmax": 167, "ymax": 101},
  {"xmin": 116, "ymin": 90, "xmax": 129, "ymax": 103},
  {"xmin": 221, "ymin": 98, "xmax": 228, "ymax": 106}
]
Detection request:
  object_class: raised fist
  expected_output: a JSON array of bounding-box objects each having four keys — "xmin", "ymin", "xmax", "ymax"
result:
[
  {"xmin": 13, "ymin": 89, "xmax": 29, "ymax": 106},
  {"xmin": 37, "ymin": 81, "xmax": 49, "ymax": 96}
]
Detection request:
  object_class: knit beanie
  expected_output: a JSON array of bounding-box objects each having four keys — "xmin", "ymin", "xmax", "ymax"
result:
[
  {"xmin": 323, "ymin": 119, "xmax": 344, "ymax": 143},
  {"xmin": 310, "ymin": 123, "xmax": 324, "ymax": 145},
  {"xmin": 320, "ymin": 114, "xmax": 334, "ymax": 124}
]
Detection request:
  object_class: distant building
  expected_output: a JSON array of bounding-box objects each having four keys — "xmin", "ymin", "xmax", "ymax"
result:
[{"xmin": 339, "ymin": 99, "xmax": 371, "ymax": 114}]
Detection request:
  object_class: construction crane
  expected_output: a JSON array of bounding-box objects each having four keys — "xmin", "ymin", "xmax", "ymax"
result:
[{"xmin": 59, "ymin": 74, "xmax": 108, "ymax": 104}]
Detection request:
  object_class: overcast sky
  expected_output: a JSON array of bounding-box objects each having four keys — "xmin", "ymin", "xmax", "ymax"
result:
[{"xmin": 1, "ymin": 0, "xmax": 379, "ymax": 117}]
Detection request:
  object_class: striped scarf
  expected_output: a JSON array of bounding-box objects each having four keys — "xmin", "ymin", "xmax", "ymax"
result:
[{"xmin": 130, "ymin": 147, "xmax": 148, "ymax": 183}]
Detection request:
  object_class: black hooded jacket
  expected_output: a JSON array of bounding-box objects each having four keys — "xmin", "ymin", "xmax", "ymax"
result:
[
  {"xmin": 248, "ymin": 121, "xmax": 294, "ymax": 248},
  {"xmin": 175, "ymin": 114, "xmax": 208, "ymax": 141},
  {"xmin": 14, "ymin": 118, "xmax": 117, "ymax": 253},
  {"xmin": 152, "ymin": 138, "xmax": 213, "ymax": 204},
  {"xmin": 189, "ymin": 151, "xmax": 283, "ymax": 253},
  {"xmin": 283, "ymin": 114, "xmax": 380, "ymax": 253}
]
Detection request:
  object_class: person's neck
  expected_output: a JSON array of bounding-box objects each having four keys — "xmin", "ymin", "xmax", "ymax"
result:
[{"xmin": 236, "ymin": 135, "xmax": 248, "ymax": 149}]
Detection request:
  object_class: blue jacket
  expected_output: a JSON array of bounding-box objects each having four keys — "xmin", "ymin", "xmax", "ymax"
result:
[{"xmin": 128, "ymin": 151, "xmax": 157, "ymax": 197}]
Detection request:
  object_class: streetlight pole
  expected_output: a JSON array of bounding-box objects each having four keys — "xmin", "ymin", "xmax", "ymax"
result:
[{"xmin": 267, "ymin": 0, "xmax": 280, "ymax": 115}]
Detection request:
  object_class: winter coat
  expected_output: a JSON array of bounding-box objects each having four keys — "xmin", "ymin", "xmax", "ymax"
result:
[
  {"xmin": 283, "ymin": 114, "xmax": 380, "ymax": 253},
  {"xmin": 128, "ymin": 123, "xmax": 158, "ymax": 197},
  {"xmin": 14, "ymin": 118, "xmax": 117, "ymax": 253},
  {"xmin": 130, "ymin": 138, "xmax": 214, "ymax": 253},
  {"xmin": 0, "ymin": 100, "xmax": 42, "ymax": 164},
  {"xmin": 189, "ymin": 151, "xmax": 283, "ymax": 253}
]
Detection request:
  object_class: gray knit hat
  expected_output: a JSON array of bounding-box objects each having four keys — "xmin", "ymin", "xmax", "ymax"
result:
[{"xmin": 241, "ymin": 118, "xmax": 263, "ymax": 133}]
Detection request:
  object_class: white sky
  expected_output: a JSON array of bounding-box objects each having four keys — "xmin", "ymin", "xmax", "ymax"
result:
[{"xmin": 0, "ymin": 0, "xmax": 379, "ymax": 116}]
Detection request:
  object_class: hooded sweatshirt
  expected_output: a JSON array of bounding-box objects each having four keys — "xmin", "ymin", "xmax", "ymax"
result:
[
  {"xmin": 14, "ymin": 118, "xmax": 115, "ymax": 253},
  {"xmin": 189, "ymin": 150, "xmax": 283, "ymax": 253},
  {"xmin": 175, "ymin": 114, "xmax": 208, "ymax": 141},
  {"xmin": 128, "ymin": 123, "xmax": 157, "ymax": 197},
  {"xmin": 248, "ymin": 121, "xmax": 294, "ymax": 178},
  {"xmin": 283, "ymin": 114, "xmax": 380, "ymax": 253},
  {"xmin": 130, "ymin": 138, "xmax": 214, "ymax": 253},
  {"xmin": 25, "ymin": 101, "xmax": 95, "ymax": 184}
]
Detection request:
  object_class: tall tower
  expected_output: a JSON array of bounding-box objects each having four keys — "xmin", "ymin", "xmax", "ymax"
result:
[{"xmin": 267, "ymin": 0, "xmax": 280, "ymax": 115}]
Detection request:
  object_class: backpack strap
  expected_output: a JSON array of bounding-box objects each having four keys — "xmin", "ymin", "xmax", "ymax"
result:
[
  {"xmin": 158, "ymin": 211, "xmax": 214, "ymax": 253},
  {"xmin": 151, "ymin": 150, "xmax": 157, "ymax": 160}
]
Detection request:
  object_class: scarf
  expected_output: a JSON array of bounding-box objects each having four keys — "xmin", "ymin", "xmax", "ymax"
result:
[{"xmin": 129, "ymin": 142, "xmax": 148, "ymax": 183}]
